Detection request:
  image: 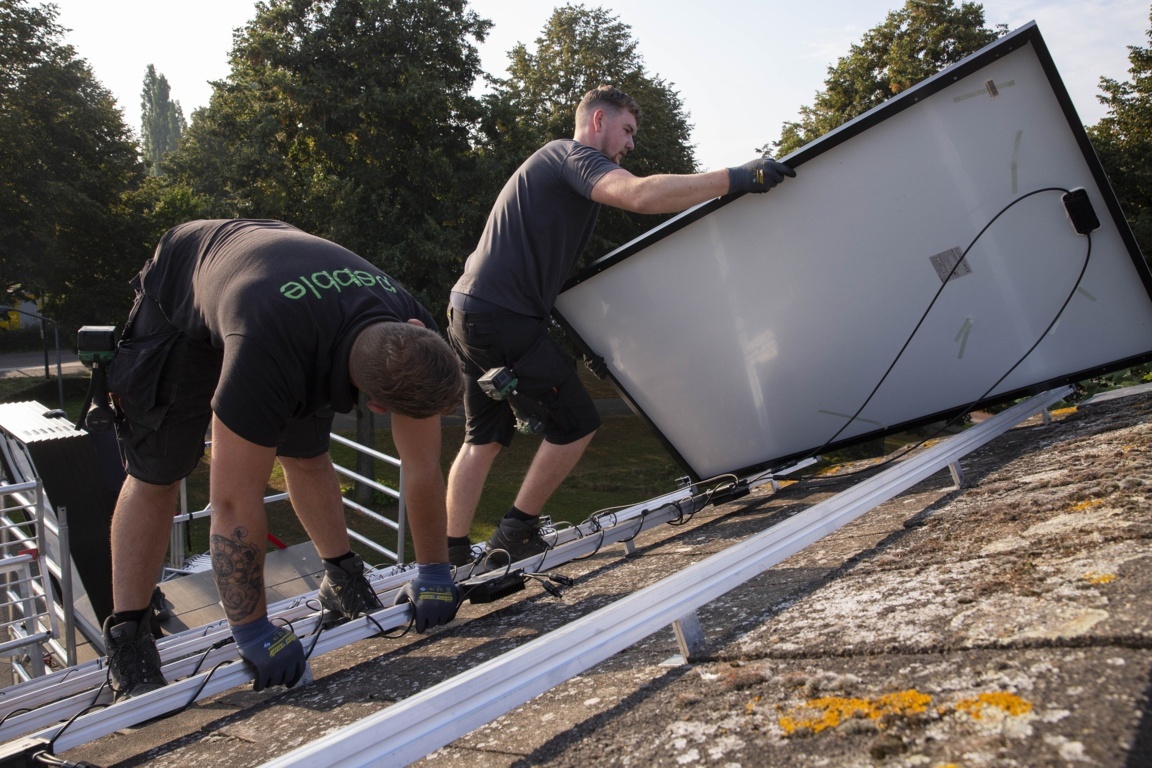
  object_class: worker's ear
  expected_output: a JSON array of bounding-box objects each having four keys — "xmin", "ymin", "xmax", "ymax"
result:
[{"xmin": 592, "ymin": 108, "xmax": 604, "ymax": 133}]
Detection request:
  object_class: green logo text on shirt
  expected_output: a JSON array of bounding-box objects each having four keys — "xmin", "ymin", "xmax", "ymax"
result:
[{"xmin": 280, "ymin": 269, "xmax": 398, "ymax": 300}]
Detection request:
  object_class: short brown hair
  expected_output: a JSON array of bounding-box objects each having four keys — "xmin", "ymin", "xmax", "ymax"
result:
[
  {"xmin": 350, "ymin": 322, "xmax": 464, "ymax": 419},
  {"xmin": 577, "ymin": 84, "xmax": 642, "ymax": 126}
]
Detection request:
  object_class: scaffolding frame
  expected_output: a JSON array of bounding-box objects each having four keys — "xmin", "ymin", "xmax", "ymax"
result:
[
  {"xmin": 165, "ymin": 432, "xmax": 408, "ymax": 575},
  {"xmin": 0, "ymin": 478, "xmax": 73, "ymax": 685}
]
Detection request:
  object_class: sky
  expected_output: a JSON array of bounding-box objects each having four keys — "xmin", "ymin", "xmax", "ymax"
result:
[{"xmin": 47, "ymin": 0, "xmax": 1150, "ymax": 172}]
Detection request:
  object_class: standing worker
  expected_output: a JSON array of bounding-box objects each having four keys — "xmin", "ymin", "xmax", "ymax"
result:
[
  {"xmin": 102, "ymin": 219, "xmax": 464, "ymax": 701},
  {"xmin": 445, "ymin": 84, "xmax": 795, "ymax": 566}
]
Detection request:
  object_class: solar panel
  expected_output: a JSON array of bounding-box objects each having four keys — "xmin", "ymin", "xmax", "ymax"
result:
[{"xmin": 555, "ymin": 22, "xmax": 1152, "ymax": 481}]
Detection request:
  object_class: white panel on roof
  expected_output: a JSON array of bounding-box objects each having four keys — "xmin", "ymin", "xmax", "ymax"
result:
[{"xmin": 554, "ymin": 23, "xmax": 1152, "ymax": 481}]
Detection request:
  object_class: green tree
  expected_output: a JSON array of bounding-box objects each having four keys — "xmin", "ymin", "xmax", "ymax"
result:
[
  {"xmin": 480, "ymin": 4, "xmax": 698, "ymax": 262},
  {"xmin": 159, "ymin": 0, "xmax": 490, "ymax": 315},
  {"xmin": 0, "ymin": 0, "xmax": 148, "ymax": 333},
  {"xmin": 767, "ymin": 0, "xmax": 1005, "ymax": 156},
  {"xmin": 1087, "ymin": 7, "xmax": 1152, "ymax": 259},
  {"xmin": 140, "ymin": 64, "xmax": 186, "ymax": 176}
]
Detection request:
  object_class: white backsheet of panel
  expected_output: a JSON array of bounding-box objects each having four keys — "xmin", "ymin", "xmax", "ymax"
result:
[{"xmin": 554, "ymin": 24, "xmax": 1152, "ymax": 481}]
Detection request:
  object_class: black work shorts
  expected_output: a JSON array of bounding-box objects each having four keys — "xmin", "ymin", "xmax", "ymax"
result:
[
  {"xmin": 109, "ymin": 293, "xmax": 333, "ymax": 485},
  {"xmin": 447, "ymin": 308, "xmax": 600, "ymax": 447},
  {"xmin": 107, "ymin": 292, "xmax": 221, "ymax": 485}
]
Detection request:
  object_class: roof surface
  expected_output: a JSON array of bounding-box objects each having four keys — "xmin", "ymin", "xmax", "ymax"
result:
[{"xmin": 64, "ymin": 386, "xmax": 1152, "ymax": 767}]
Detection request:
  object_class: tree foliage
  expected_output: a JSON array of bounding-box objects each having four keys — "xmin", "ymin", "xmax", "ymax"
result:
[
  {"xmin": 158, "ymin": 0, "xmax": 491, "ymax": 315},
  {"xmin": 0, "ymin": 0, "xmax": 147, "ymax": 333},
  {"xmin": 767, "ymin": 0, "xmax": 1005, "ymax": 156},
  {"xmin": 480, "ymin": 4, "xmax": 698, "ymax": 262},
  {"xmin": 140, "ymin": 64, "xmax": 186, "ymax": 176},
  {"xmin": 1087, "ymin": 7, "xmax": 1152, "ymax": 259}
]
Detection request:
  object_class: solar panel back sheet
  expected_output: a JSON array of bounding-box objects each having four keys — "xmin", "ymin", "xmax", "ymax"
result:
[{"xmin": 553, "ymin": 22, "xmax": 1152, "ymax": 481}]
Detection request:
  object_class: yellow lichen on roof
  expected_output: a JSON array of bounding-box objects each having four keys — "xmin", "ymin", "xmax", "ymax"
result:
[
  {"xmin": 778, "ymin": 689, "xmax": 931, "ymax": 735},
  {"xmin": 954, "ymin": 692, "xmax": 1032, "ymax": 719}
]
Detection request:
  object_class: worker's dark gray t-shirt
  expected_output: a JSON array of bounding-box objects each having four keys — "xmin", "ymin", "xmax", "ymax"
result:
[
  {"xmin": 137, "ymin": 219, "xmax": 434, "ymax": 446},
  {"xmin": 452, "ymin": 139, "xmax": 619, "ymax": 318}
]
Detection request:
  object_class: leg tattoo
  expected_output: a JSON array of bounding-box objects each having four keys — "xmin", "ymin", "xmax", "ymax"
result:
[{"xmin": 211, "ymin": 526, "xmax": 263, "ymax": 622}]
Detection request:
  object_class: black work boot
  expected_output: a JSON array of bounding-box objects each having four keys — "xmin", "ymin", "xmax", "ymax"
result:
[
  {"xmin": 103, "ymin": 615, "xmax": 168, "ymax": 703},
  {"xmin": 448, "ymin": 539, "xmax": 482, "ymax": 567},
  {"xmin": 317, "ymin": 553, "xmax": 383, "ymax": 620},
  {"xmin": 485, "ymin": 516, "xmax": 549, "ymax": 565}
]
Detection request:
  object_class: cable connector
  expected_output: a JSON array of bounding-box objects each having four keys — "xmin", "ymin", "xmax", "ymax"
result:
[
  {"xmin": 533, "ymin": 578, "xmax": 564, "ymax": 598},
  {"xmin": 708, "ymin": 479, "xmax": 751, "ymax": 506},
  {"xmin": 210, "ymin": 635, "xmax": 237, "ymax": 651},
  {"xmin": 464, "ymin": 572, "xmax": 527, "ymax": 604},
  {"xmin": 523, "ymin": 572, "xmax": 575, "ymax": 598}
]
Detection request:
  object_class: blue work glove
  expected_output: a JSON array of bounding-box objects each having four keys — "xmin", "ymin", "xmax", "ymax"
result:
[
  {"xmin": 232, "ymin": 617, "xmax": 307, "ymax": 692},
  {"xmin": 727, "ymin": 157, "xmax": 795, "ymax": 193},
  {"xmin": 394, "ymin": 563, "xmax": 460, "ymax": 633}
]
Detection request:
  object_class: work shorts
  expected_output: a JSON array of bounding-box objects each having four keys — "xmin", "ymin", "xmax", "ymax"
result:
[
  {"xmin": 447, "ymin": 307, "xmax": 600, "ymax": 447},
  {"xmin": 108, "ymin": 291, "xmax": 332, "ymax": 485}
]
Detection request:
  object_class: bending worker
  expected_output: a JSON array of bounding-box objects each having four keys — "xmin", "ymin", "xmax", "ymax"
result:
[{"xmin": 102, "ymin": 219, "xmax": 464, "ymax": 700}]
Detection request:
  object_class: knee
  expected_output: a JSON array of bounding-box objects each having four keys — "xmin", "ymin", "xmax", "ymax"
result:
[
  {"xmin": 453, "ymin": 441, "xmax": 501, "ymax": 472},
  {"xmin": 464, "ymin": 442, "xmax": 502, "ymax": 462},
  {"xmin": 120, "ymin": 475, "xmax": 181, "ymax": 503},
  {"xmin": 278, "ymin": 453, "xmax": 332, "ymax": 474}
]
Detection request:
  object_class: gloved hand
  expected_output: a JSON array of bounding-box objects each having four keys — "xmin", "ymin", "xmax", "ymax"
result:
[
  {"xmin": 583, "ymin": 353, "xmax": 609, "ymax": 380},
  {"xmin": 727, "ymin": 157, "xmax": 795, "ymax": 194},
  {"xmin": 394, "ymin": 563, "xmax": 460, "ymax": 633},
  {"xmin": 232, "ymin": 617, "xmax": 307, "ymax": 692}
]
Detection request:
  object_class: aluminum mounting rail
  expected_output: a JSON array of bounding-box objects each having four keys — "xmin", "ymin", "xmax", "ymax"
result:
[
  {"xmin": 0, "ymin": 486, "xmax": 708, "ymax": 747},
  {"xmin": 260, "ymin": 387, "xmax": 1071, "ymax": 768}
]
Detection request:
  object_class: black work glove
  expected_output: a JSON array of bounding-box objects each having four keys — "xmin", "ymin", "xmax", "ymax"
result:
[
  {"xmin": 394, "ymin": 563, "xmax": 460, "ymax": 633},
  {"xmin": 583, "ymin": 353, "xmax": 609, "ymax": 380},
  {"xmin": 233, "ymin": 617, "xmax": 307, "ymax": 692},
  {"xmin": 727, "ymin": 157, "xmax": 795, "ymax": 194}
]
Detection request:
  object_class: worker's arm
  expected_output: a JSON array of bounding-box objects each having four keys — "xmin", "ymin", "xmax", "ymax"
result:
[
  {"xmin": 207, "ymin": 415, "xmax": 278, "ymax": 626},
  {"xmin": 590, "ymin": 167, "xmax": 730, "ymax": 214},
  {"xmin": 208, "ymin": 415, "xmax": 307, "ymax": 689},
  {"xmin": 390, "ymin": 412, "xmax": 459, "ymax": 632},
  {"xmin": 390, "ymin": 412, "xmax": 449, "ymax": 564},
  {"xmin": 590, "ymin": 157, "xmax": 795, "ymax": 214}
]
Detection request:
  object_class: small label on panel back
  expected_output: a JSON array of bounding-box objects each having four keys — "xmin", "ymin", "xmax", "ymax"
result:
[{"xmin": 930, "ymin": 247, "xmax": 972, "ymax": 284}]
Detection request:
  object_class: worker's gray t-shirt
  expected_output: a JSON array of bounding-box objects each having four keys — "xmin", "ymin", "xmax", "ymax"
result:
[{"xmin": 452, "ymin": 139, "xmax": 619, "ymax": 318}]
